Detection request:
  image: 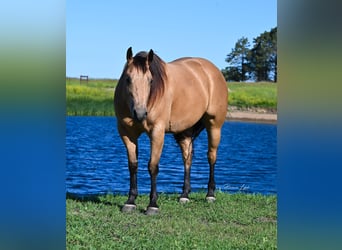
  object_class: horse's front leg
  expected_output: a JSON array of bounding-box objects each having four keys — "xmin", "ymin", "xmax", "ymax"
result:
[
  {"xmin": 145, "ymin": 128, "xmax": 165, "ymax": 215},
  {"xmin": 118, "ymin": 126, "xmax": 139, "ymax": 212}
]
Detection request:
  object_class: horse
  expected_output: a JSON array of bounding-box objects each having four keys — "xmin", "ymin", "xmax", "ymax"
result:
[{"xmin": 114, "ymin": 47, "xmax": 228, "ymax": 215}]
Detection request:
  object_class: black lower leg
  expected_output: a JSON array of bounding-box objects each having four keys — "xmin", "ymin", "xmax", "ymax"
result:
[
  {"xmin": 207, "ymin": 163, "xmax": 216, "ymax": 198},
  {"xmin": 126, "ymin": 163, "xmax": 138, "ymax": 205},
  {"xmin": 181, "ymin": 169, "xmax": 191, "ymax": 199},
  {"xmin": 148, "ymin": 177, "xmax": 158, "ymax": 208},
  {"xmin": 148, "ymin": 163, "xmax": 159, "ymax": 208}
]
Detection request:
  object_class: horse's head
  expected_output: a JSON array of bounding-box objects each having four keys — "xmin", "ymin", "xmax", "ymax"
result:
[
  {"xmin": 123, "ymin": 47, "xmax": 155, "ymax": 122},
  {"xmin": 117, "ymin": 47, "xmax": 166, "ymax": 122}
]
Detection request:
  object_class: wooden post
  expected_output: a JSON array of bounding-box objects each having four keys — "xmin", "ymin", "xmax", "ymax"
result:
[{"xmin": 80, "ymin": 75, "xmax": 88, "ymax": 84}]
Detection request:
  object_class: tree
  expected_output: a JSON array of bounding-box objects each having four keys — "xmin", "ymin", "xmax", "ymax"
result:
[
  {"xmin": 223, "ymin": 27, "xmax": 277, "ymax": 82},
  {"xmin": 224, "ymin": 37, "xmax": 250, "ymax": 81},
  {"xmin": 249, "ymin": 27, "xmax": 277, "ymax": 82},
  {"xmin": 269, "ymin": 27, "xmax": 277, "ymax": 82},
  {"xmin": 221, "ymin": 66, "xmax": 241, "ymax": 82}
]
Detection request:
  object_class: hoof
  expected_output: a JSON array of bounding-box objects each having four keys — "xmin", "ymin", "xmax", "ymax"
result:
[
  {"xmin": 121, "ymin": 204, "xmax": 137, "ymax": 213},
  {"xmin": 206, "ymin": 196, "xmax": 216, "ymax": 203},
  {"xmin": 145, "ymin": 207, "xmax": 159, "ymax": 215},
  {"xmin": 179, "ymin": 197, "xmax": 190, "ymax": 204}
]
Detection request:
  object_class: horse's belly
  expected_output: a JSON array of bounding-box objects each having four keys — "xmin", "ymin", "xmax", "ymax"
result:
[
  {"xmin": 167, "ymin": 87, "xmax": 208, "ymax": 132},
  {"xmin": 168, "ymin": 106, "xmax": 206, "ymax": 133}
]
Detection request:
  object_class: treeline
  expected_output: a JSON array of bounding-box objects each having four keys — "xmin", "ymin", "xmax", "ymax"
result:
[{"xmin": 222, "ymin": 27, "xmax": 277, "ymax": 82}]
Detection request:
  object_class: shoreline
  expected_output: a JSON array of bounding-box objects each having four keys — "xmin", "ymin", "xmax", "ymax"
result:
[
  {"xmin": 66, "ymin": 111, "xmax": 278, "ymax": 124},
  {"xmin": 66, "ymin": 107, "xmax": 278, "ymax": 124},
  {"xmin": 226, "ymin": 106, "xmax": 277, "ymax": 124}
]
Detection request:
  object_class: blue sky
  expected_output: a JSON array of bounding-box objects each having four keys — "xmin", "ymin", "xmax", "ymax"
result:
[{"xmin": 67, "ymin": 0, "xmax": 276, "ymax": 79}]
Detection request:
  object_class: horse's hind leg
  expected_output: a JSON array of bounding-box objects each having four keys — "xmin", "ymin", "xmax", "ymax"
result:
[
  {"xmin": 174, "ymin": 133, "xmax": 193, "ymax": 203},
  {"xmin": 205, "ymin": 125, "xmax": 222, "ymax": 202}
]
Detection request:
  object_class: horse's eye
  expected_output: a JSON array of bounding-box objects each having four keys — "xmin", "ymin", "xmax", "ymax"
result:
[{"xmin": 150, "ymin": 79, "xmax": 153, "ymax": 84}]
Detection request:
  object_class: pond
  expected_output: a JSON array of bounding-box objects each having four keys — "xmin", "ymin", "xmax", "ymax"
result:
[{"xmin": 66, "ymin": 116, "xmax": 276, "ymax": 196}]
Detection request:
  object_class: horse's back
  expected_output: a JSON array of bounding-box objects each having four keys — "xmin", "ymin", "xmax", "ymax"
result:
[
  {"xmin": 167, "ymin": 57, "xmax": 228, "ymax": 124},
  {"xmin": 169, "ymin": 57, "xmax": 227, "ymax": 99}
]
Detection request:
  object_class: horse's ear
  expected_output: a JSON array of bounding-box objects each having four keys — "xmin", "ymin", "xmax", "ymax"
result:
[
  {"xmin": 126, "ymin": 47, "xmax": 133, "ymax": 62},
  {"xmin": 147, "ymin": 49, "xmax": 154, "ymax": 64}
]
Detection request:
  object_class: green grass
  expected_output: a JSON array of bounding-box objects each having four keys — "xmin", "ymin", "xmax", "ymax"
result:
[
  {"xmin": 67, "ymin": 192, "xmax": 277, "ymax": 249},
  {"xmin": 66, "ymin": 79, "xmax": 277, "ymax": 116},
  {"xmin": 228, "ymin": 82, "xmax": 277, "ymax": 110},
  {"xmin": 66, "ymin": 77, "xmax": 118, "ymax": 88},
  {"xmin": 66, "ymin": 78, "xmax": 117, "ymax": 116}
]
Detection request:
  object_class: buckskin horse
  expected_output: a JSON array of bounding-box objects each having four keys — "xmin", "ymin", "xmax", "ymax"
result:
[{"xmin": 114, "ymin": 47, "xmax": 228, "ymax": 215}]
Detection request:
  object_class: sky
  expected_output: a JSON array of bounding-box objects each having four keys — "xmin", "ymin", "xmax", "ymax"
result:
[{"xmin": 66, "ymin": 0, "xmax": 277, "ymax": 79}]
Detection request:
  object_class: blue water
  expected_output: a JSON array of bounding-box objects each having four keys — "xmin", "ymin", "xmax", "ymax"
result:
[{"xmin": 66, "ymin": 116, "xmax": 277, "ymax": 196}]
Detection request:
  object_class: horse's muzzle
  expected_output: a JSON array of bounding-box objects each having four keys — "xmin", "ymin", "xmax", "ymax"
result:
[{"xmin": 133, "ymin": 107, "xmax": 147, "ymax": 122}]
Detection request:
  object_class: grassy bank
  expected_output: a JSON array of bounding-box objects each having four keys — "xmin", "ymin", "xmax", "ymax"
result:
[
  {"xmin": 228, "ymin": 82, "xmax": 277, "ymax": 110},
  {"xmin": 66, "ymin": 78, "xmax": 117, "ymax": 116},
  {"xmin": 67, "ymin": 192, "xmax": 277, "ymax": 249},
  {"xmin": 66, "ymin": 78, "xmax": 277, "ymax": 116},
  {"xmin": 66, "ymin": 85, "xmax": 115, "ymax": 116},
  {"xmin": 66, "ymin": 77, "xmax": 117, "ymax": 88}
]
